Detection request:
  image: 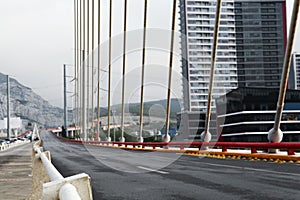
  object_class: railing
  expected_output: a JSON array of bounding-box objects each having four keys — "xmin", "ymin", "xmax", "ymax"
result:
[
  {"xmin": 54, "ymin": 132, "xmax": 300, "ymax": 156},
  {"xmin": 0, "ymin": 130, "xmax": 31, "ymax": 152},
  {"xmin": 17, "ymin": 130, "xmax": 31, "ymax": 138},
  {"xmin": 31, "ymin": 140, "xmax": 93, "ymax": 200},
  {"xmin": 90, "ymin": 141, "xmax": 300, "ymax": 155},
  {"xmin": 0, "ymin": 139, "xmax": 30, "ymax": 151}
]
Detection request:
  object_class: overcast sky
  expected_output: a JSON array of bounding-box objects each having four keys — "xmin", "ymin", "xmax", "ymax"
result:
[{"xmin": 0, "ymin": 0, "xmax": 299, "ymax": 108}]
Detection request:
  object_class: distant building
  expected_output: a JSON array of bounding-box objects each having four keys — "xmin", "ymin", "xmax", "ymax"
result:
[
  {"xmin": 178, "ymin": 0, "xmax": 288, "ymax": 141},
  {"xmin": 216, "ymin": 87, "xmax": 300, "ymax": 142},
  {"xmin": 178, "ymin": 0, "xmax": 237, "ymax": 140},
  {"xmin": 179, "ymin": 0, "xmax": 238, "ymax": 112},
  {"xmin": 234, "ymin": 0, "xmax": 287, "ymax": 88},
  {"xmin": 289, "ymin": 52, "xmax": 300, "ymax": 89},
  {"xmin": 0, "ymin": 117, "xmax": 23, "ymax": 136}
]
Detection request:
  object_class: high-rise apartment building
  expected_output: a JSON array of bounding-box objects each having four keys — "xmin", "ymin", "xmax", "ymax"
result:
[
  {"xmin": 178, "ymin": 0, "xmax": 287, "ymax": 141},
  {"xmin": 179, "ymin": 0, "xmax": 238, "ymax": 112},
  {"xmin": 234, "ymin": 0, "xmax": 287, "ymax": 88},
  {"xmin": 289, "ymin": 53, "xmax": 300, "ymax": 89},
  {"xmin": 180, "ymin": 0, "xmax": 287, "ymax": 112},
  {"xmin": 178, "ymin": 0, "xmax": 238, "ymax": 140}
]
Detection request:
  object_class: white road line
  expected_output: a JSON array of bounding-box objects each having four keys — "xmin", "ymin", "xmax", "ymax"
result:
[
  {"xmin": 200, "ymin": 162, "xmax": 300, "ymax": 177},
  {"xmin": 137, "ymin": 166, "xmax": 169, "ymax": 174},
  {"xmin": 97, "ymin": 157, "xmax": 107, "ymax": 160}
]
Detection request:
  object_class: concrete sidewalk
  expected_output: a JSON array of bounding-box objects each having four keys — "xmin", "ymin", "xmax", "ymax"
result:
[{"xmin": 0, "ymin": 142, "xmax": 32, "ymax": 200}]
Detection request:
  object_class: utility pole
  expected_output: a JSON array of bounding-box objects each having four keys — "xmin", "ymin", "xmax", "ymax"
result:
[
  {"xmin": 64, "ymin": 64, "xmax": 68, "ymax": 137},
  {"xmin": 6, "ymin": 75, "xmax": 10, "ymax": 139}
]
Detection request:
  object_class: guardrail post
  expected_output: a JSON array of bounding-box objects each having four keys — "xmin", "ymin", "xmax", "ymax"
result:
[
  {"xmin": 222, "ymin": 146, "xmax": 227, "ymax": 152},
  {"xmin": 43, "ymin": 173, "xmax": 92, "ymax": 200},
  {"xmin": 32, "ymin": 136, "xmax": 93, "ymax": 200},
  {"xmin": 59, "ymin": 183, "xmax": 81, "ymax": 200},
  {"xmin": 251, "ymin": 148, "xmax": 257, "ymax": 154},
  {"xmin": 0, "ymin": 144, "xmax": 4, "ymax": 151},
  {"xmin": 30, "ymin": 150, "xmax": 51, "ymax": 199},
  {"xmin": 287, "ymin": 149, "xmax": 295, "ymax": 155}
]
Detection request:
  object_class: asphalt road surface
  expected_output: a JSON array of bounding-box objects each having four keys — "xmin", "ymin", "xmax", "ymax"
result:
[{"xmin": 42, "ymin": 131, "xmax": 300, "ymax": 200}]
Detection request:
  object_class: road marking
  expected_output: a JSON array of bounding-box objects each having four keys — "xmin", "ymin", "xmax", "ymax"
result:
[
  {"xmin": 137, "ymin": 166, "xmax": 169, "ymax": 174},
  {"xmin": 96, "ymin": 156, "xmax": 107, "ymax": 160},
  {"xmin": 199, "ymin": 162, "xmax": 300, "ymax": 177}
]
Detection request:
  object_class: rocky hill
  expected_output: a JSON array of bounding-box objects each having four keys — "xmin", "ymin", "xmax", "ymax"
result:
[
  {"xmin": 0, "ymin": 72, "xmax": 66, "ymax": 127},
  {"xmin": 111, "ymin": 99, "xmax": 182, "ymax": 119}
]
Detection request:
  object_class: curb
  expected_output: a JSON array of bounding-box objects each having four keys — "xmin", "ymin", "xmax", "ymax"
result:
[
  {"xmin": 53, "ymin": 133, "xmax": 300, "ymax": 163},
  {"xmin": 88, "ymin": 144, "xmax": 300, "ymax": 163}
]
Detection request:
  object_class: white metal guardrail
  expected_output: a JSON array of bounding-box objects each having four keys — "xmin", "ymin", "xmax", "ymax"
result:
[
  {"xmin": 0, "ymin": 140, "xmax": 30, "ymax": 151},
  {"xmin": 31, "ymin": 140, "xmax": 93, "ymax": 200}
]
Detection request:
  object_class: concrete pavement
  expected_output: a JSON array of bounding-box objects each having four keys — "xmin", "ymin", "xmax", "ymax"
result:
[{"xmin": 0, "ymin": 142, "xmax": 32, "ymax": 200}]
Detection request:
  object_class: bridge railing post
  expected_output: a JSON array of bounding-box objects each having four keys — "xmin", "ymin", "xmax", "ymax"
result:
[{"xmin": 31, "ymin": 137, "xmax": 93, "ymax": 200}]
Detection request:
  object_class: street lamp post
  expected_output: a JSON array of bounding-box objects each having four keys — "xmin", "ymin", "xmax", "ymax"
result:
[
  {"xmin": 7, "ymin": 75, "xmax": 10, "ymax": 139},
  {"xmin": 63, "ymin": 64, "xmax": 68, "ymax": 138},
  {"xmin": 81, "ymin": 50, "xmax": 87, "ymax": 140},
  {"xmin": 112, "ymin": 110, "xmax": 116, "ymax": 142},
  {"xmin": 113, "ymin": 127, "xmax": 116, "ymax": 142}
]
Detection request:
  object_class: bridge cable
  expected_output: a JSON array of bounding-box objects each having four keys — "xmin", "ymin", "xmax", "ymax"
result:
[
  {"xmin": 138, "ymin": 0, "xmax": 148, "ymax": 143},
  {"xmin": 74, "ymin": 0, "xmax": 77, "ymax": 130},
  {"xmin": 97, "ymin": 0, "xmax": 101, "ymax": 137},
  {"xmin": 79, "ymin": 0, "xmax": 82, "ymax": 130},
  {"xmin": 91, "ymin": 0, "xmax": 95, "ymax": 133},
  {"xmin": 268, "ymin": 0, "xmax": 300, "ymax": 142},
  {"xmin": 202, "ymin": 0, "xmax": 222, "ymax": 142},
  {"xmin": 77, "ymin": 0, "xmax": 81, "ymax": 134},
  {"xmin": 82, "ymin": 0, "xmax": 87, "ymax": 140},
  {"xmin": 86, "ymin": 0, "xmax": 90, "ymax": 136},
  {"xmin": 121, "ymin": 0, "xmax": 128, "ymax": 142},
  {"xmin": 164, "ymin": 0, "xmax": 177, "ymax": 142},
  {"xmin": 107, "ymin": 0, "xmax": 113, "ymax": 141}
]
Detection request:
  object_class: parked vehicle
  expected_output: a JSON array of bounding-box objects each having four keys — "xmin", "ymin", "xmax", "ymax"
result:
[{"xmin": 0, "ymin": 140, "xmax": 6, "ymax": 145}]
